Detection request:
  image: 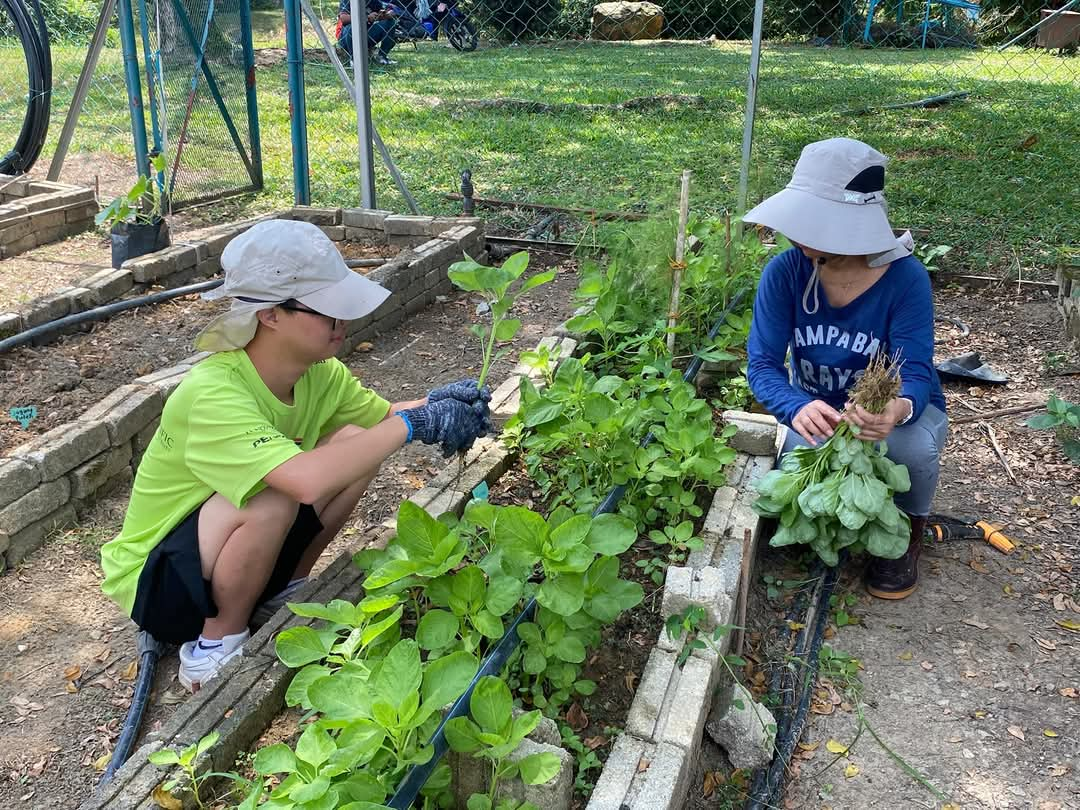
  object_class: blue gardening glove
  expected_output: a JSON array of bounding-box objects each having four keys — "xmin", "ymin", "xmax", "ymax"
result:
[
  {"xmin": 401, "ymin": 398, "xmax": 488, "ymax": 457},
  {"xmin": 428, "ymin": 378, "xmax": 492, "ymax": 406}
]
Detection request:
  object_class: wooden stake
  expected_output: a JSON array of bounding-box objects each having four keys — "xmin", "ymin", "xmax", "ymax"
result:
[
  {"xmin": 666, "ymin": 170, "xmax": 692, "ymax": 354},
  {"xmin": 980, "ymin": 421, "xmax": 1017, "ymax": 484},
  {"xmin": 736, "ymin": 527, "xmax": 752, "ymax": 658}
]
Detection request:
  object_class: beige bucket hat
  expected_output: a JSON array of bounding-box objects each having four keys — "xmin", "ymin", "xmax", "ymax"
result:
[{"xmin": 743, "ymin": 137, "xmax": 913, "ymax": 268}]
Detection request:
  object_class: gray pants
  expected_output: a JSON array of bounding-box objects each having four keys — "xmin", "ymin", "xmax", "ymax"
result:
[{"xmin": 780, "ymin": 405, "xmax": 949, "ymax": 517}]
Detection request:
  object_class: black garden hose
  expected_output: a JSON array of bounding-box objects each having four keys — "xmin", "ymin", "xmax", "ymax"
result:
[
  {"xmin": 101, "ymin": 631, "xmax": 169, "ymax": 783},
  {"xmin": 0, "ymin": 279, "xmax": 223, "ymax": 355},
  {"xmin": 1, "ymin": 0, "xmax": 51, "ymax": 175}
]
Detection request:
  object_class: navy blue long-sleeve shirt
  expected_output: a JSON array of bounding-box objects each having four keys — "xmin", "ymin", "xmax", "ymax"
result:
[{"xmin": 746, "ymin": 248, "xmax": 946, "ymax": 427}]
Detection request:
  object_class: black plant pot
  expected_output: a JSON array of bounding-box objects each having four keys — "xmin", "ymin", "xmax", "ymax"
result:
[{"xmin": 110, "ymin": 218, "xmax": 171, "ymax": 269}]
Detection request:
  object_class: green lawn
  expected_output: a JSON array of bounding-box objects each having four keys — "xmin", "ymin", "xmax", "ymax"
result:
[{"xmin": 2, "ymin": 29, "xmax": 1076, "ymax": 273}]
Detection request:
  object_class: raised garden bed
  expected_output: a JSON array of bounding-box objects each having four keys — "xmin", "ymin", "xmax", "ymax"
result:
[
  {"xmin": 0, "ymin": 175, "xmax": 97, "ymax": 262},
  {"xmin": 79, "ymin": 321, "xmax": 778, "ymax": 809},
  {"xmin": 0, "ymin": 208, "xmax": 487, "ymax": 571}
]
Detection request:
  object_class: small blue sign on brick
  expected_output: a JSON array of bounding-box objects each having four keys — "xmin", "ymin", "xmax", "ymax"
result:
[{"xmin": 471, "ymin": 480, "xmax": 489, "ymax": 501}]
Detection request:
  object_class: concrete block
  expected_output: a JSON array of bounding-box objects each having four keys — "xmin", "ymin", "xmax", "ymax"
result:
[
  {"xmin": 411, "ymin": 486, "xmax": 468, "ymax": 518},
  {"xmin": 625, "ymin": 647, "xmax": 678, "ymax": 741},
  {"xmin": 287, "ymin": 206, "xmax": 342, "ymax": 225},
  {"xmin": 661, "ymin": 565, "xmax": 733, "ymax": 635},
  {"xmin": 0, "ymin": 477, "xmax": 69, "ymax": 535},
  {"xmin": 66, "ymin": 202, "xmax": 100, "ymax": 223},
  {"xmin": 369, "ymin": 258, "xmax": 412, "ymax": 293},
  {"xmin": 82, "ymin": 267, "xmax": 133, "ymax": 302},
  {"xmin": 408, "ymin": 238, "xmax": 455, "ymax": 274},
  {"xmin": 0, "ymin": 217, "xmax": 33, "ymax": 243},
  {"xmin": 180, "ymin": 351, "xmax": 212, "ymax": 366},
  {"xmin": 660, "ymin": 654, "xmax": 716, "ymax": 752},
  {"xmin": 0, "ymin": 311, "xmax": 23, "ymax": 338},
  {"xmin": 705, "ymin": 680, "xmax": 776, "ymax": 770},
  {"xmin": 722, "ymin": 409, "xmax": 779, "ymax": 456},
  {"xmin": 4, "ymin": 232, "xmax": 38, "ymax": 256},
  {"xmin": 629, "ymin": 742, "xmax": 689, "ymax": 810},
  {"xmin": 5, "ymin": 503, "xmax": 76, "ymax": 565},
  {"xmin": 22, "ymin": 288, "xmax": 72, "ymax": 327},
  {"xmin": 23, "ymin": 190, "xmax": 71, "ymax": 212},
  {"xmin": 453, "ymin": 738, "xmax": 573, "ymax": 810},
  {"xmin": 10, "ymin": 420, "xmax": 110, "ymax": 481},
  {"xmin": 123, "ymin": 251, "xmax": 176, "ymax": 284},
  {"xmin": 372, "ymin": 303, "xmax": 405, "ymax": 333},
  {"xmin": 32, "ymin": 206, "xmax": 68, "ymax": 229},
  {"xmin": 70, "ymin": 442, "xmax": 133, "ymax": 500},
  {"xmin": 385, "ymin": 214, "xmax": 435, "ymax": 236},
  {"xmin": 134, "ymin": 364, "xmax": 192, "ymax": 397},
  {"xmin": 79, "ymin": 384, "xmax": 164, "ymax": 445},
  {"xmin": 132, "ymin": 418, "xmax": 161, "ymax": 466},
  {"xmin": 0, "ymin": 458, "xmax": 41, "ymax": 506},
  {"xmin": 320, "ymin": 225, "xmax": 346, "ymax": 241},
  {"xmin": 586, "ymin": 733, "xmax": 647, "ymax": 810},
  {"xmin": 427, "ymin": 439, "xmax": 512, "ymax": 496},
  {"xmin": 342, "ymin": 207, "xmax": 392, "ymax": 229}
]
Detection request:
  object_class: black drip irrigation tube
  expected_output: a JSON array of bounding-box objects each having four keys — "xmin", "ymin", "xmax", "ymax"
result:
[
  {"xmin": 745, "ymin": 561, "xmax": 841, "ymax": 810},
  {"xmin": 0, "ymin": 279, "xmax": 223, "ymax": 355},
  {"xmin": 101, "ymin": 632, "xmax": 169, "ymax": 784},
  {"xmin": 389, "ymin": 292, "xmax": 748, "ymax": 808}
]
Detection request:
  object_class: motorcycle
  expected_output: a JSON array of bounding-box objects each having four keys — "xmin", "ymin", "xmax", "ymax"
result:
[{"xmin": 390, "ymin": 0, "xmax": 478, "ymax": 51}]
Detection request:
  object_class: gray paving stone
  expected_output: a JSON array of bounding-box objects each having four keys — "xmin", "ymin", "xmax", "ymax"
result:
[
  {"xmin": 0, "ymin": 477, "xmax": 69, "ymax": 535},
  {"xmin": 5, "ymin": 503, "xmax": 76, "ymax": 564},
  {"xmin": 10, "ymin": 420, "xmax": 110, "ymax": 481},
  {"xmin": 80, "ymin": 384, "xmax": 164, "ymax": 445},
  {"xmin": 0, "ymin": 458, "xmax": 40, "ymax": 507}
]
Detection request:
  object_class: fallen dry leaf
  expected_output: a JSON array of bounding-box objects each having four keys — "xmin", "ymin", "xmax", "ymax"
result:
[
  {"xmin": 356, "ymin": 342, "xmax": 374, "ymax": 352},
  {"xmin": 159, "ymin": 688, "xmax": 187, "ymax": 705},
  {"xmin": 1007, "ymin": 725, "xmax": 1026, "ymax": 741},
  {"xmin": 1059, "ymin": 687, "xmax": 1078, "ymax": 699},
  {"xmin": 92, "ymin": 752, "xmax": 112, "ymax": 771},
  {"xmin": 636, "ymin": 755, "xmax": 650, "ymax": 773},
  {"xmin": 962, "ymin": 618, "xmax": 989, "ymax": 630},
  {"xmin": 63, "ymin": 665, "xmax": 82, "ymax": 681},
  {"xmin": 566, "ymin": 702, "xmax": 588, "ymax": 732},
  {"xmin": 825, "ymin": 739, "xmax": 849, "ymax": 755},
  {"xmin": 1043, "ymin": 728, "xmax": 1059, "ymax": 738},
  {"xmin": 942, "ymin": 804, "xmax": 962, "ymax": 810},
  {"xmin": 702, "ymin": 770, "xmax": 721, "ymax": 799},
  {"xmin": 1049, "ymin": 764, "xmax": 1069, "ymax": 777},
  {"xmin": 797, "ymin": 741, "xmax": 820, "ymax": 752},
  {"xmin": 1035, "ymin": 637, "xmax": 1057, "ymax": 652},
  {"xmin": 810, "ymin": 700, "xmax": 835, "ymax": 715},
  {"xmin": 120, "ymin": 660, "xmax": 138, "ymax": 681},
  {"xmin": 1054, "ymin": 619, "xmax": 1080, "ymax": 633},
  {"xmin": 151, "ymin": 785, "xmax": 183, "ymax": 810},
  {"xmin": 970, "ymin": 559, "xmax": 990, "ymax": 574},
  {"xmin": 65, "ymin": 681, "xmax": 78, "ymax": 694},
  {"xmin": 844, "ymin": 763, "xmax": 859, "ymax": 778},
  {"xmin": 584, "ymin": 736, "xmax": 606, "ymax": 750},
  {"xmin": 624, "ymin": 672, "xmax": 637, "ymax": 694},
  {"xmin": 920, "ymin": 661, "xmax": 934, "ymax": 671},
  {"xmin": 899, "ymin": 651, "xmax": 914, "ymax": 661}
]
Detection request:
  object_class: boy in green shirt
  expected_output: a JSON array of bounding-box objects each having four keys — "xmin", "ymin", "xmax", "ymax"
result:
[{"xmin": 100, "ymin": 220, "xmax": 490, "ymax": 691}]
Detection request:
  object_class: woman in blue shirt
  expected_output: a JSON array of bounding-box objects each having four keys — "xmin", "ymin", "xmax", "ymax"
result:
[{"xmin": 745, "ymin": 137, "xmax": 948, "ymax": 600}]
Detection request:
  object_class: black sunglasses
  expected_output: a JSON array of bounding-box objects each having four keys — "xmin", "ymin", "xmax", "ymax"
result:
[{"xmin": 278, "ymin": 301, "xmax": 341, "ymax": 326}]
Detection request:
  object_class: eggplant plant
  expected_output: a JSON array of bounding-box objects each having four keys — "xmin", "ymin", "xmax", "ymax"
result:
[{"xmin": 448, "ymin": 251, "xmax": 555, "ymax": 389}]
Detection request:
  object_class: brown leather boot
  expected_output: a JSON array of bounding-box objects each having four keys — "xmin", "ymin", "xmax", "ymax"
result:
[{"xmin": 866, "ymin": 515, "xmax": 925, "ymax": 600}]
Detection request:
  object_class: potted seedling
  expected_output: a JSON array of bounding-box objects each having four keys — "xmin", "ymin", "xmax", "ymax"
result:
[{"xmin": 96, "ymin": 153, "xmax": 171, "ymax": 268}]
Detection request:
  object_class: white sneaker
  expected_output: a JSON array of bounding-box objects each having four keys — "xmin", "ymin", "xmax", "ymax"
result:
[
  {"xmin": 250, "ymin": 578, "xmax": 309, "ymax": 628},
  {"xmin": 178, "ymin": 630, "xmax": 250, "ymax": 693}
]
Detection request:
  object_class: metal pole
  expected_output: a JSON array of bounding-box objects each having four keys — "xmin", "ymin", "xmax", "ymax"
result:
[
  {"xmin": 349, "ymin": 0, "xmax": 376, "ymax": 206},
  {"xmin": 47, "ymin": 0, "xmax": 118, "ymax": 181},
  {"xmin": 136, "ymin": 0, "xmax": 163, "ymax": 157},
  {"xmin": 118, "ymin": 0, "xmax": 152, "ymax": 179},
  {"xmin": 299, "ymin": 0, "xmax": 420, "ymax": 213},
  {"xmin": 997, "ymin": 0, "xmax": 1079, "ymax": 50},
  {"xmin": 237, "ymin": 0, "xmax": 264, "ymax": 188},
  {"xmin": 283, "ymin": 0, "xmax": 311, "ymax": 204},
  {"xmin": 736, "ymin": 0, "xmax": 765, "ymax": 218}
]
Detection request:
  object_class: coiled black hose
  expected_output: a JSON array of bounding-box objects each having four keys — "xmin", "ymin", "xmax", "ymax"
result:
[{"xmin": 1, "ymin": 0, "xmax": 51, "ymax": 175}]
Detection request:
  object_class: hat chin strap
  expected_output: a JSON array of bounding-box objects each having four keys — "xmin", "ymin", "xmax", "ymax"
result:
[{"xmin": 801, "ymin": 256, "xmax": 826, "ymax": 316}]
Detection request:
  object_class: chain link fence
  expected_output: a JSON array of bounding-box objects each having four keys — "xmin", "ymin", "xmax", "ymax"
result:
[{"xmin": 2, "ymin": 0, "xmax": 1075, "ymax": 272}]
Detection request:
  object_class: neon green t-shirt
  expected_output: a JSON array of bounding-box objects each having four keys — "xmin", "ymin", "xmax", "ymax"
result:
[{"xmin": 100, "ymin": 350, "xmax": 390, "ymax": 615}]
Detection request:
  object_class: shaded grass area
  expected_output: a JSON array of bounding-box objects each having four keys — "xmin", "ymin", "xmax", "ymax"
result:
[{"xmin": 1, "ymin": 35, "xmax": 1075, "ymax": 273}]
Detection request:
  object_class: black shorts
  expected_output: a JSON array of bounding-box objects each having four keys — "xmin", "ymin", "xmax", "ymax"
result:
[{"xmin": 130, "ymin": 501, "xmax": 324, "ymax": 644}]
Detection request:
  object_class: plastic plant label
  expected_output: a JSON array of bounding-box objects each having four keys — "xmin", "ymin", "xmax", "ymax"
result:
[
  {"xmin": 471, "ymin": 480, "xmax": 489, "ymax": 501},
  {"xmin": 9, "ymin": 406, "xmax": 37, "ymax": 429}
]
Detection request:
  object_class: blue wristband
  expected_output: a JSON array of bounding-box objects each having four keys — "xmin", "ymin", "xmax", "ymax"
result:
[{"xmin": 398, "ymin": 411, "xmax": 414, "ymax": 443}]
